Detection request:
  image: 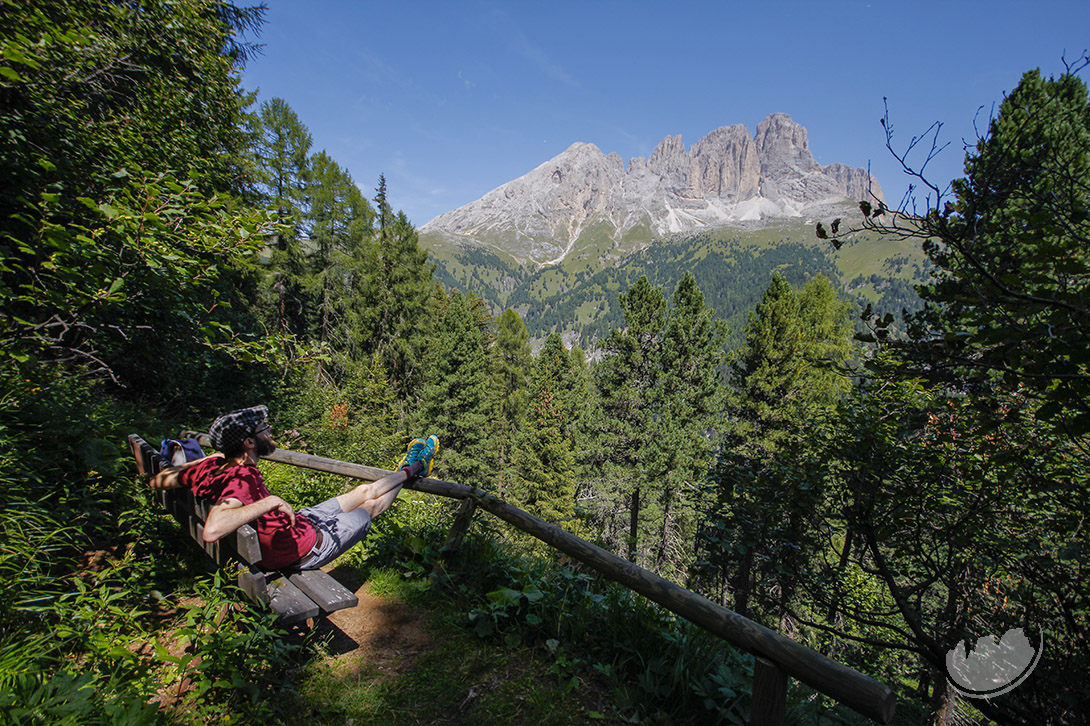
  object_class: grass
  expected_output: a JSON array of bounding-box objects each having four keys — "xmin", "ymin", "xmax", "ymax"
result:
[
  {"xmin": 294, "ymin": 566, "xmax": 624, "ymax": 725},
  {"xmin": 833, "ymin": 234, "xmax": 925, "ymax": 281}
]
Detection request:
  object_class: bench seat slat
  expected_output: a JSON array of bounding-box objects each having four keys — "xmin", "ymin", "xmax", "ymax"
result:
[
  {"xmin": 266, "ymin": 576, "xmax": 320, "ymax": 624},
  {"xmin": 288, "ymin": 570, "xmax": 359, "ymax": 613}
]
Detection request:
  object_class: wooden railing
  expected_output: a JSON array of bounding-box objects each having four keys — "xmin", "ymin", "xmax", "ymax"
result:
[{"xmin": 184, "ymin": 436, "xmax": 897, "ymax": 725}]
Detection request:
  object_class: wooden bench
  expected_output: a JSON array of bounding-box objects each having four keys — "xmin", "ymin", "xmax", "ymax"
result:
[{"xmin": 128, "ymin": 433, "xmax": 358, "ymax": 625}]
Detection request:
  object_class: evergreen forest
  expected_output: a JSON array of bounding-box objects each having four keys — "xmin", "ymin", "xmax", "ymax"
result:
[{"xmin": 1, "ymin": 3, "xmax": 1086, "ymax": 724}]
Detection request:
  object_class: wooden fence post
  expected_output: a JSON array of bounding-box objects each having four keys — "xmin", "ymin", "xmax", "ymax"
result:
[
  {"xmin": 751, "ymin": 656, "xmax": 788, "ymax": 726},
  {"xmin": 429, "ymin": 498, "xmax": 477, "ymax": 583}
]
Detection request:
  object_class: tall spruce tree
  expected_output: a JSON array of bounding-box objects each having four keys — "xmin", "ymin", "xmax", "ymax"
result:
[
  {"xmin": 304, "ymin": 151, "xmax": 373, "ymax": 375},
  {"xmin": 509, "ymin": 361, "xmax": 579, "ymax": 530},
  {"xmin": 251, "ymin": 97, "xmax": 311, "ymax": 337},
  {"xmin": 697, "ymin": 273, "xmax": 852, "ymax": 617},
  {"xmin": 491, "ymin": 309, "xmax": 532, "ymax": 496},
  {"xmin": 369, "ymin": 175, "xmax": 435, "ymax": 400},
  {"xmin": 593, "ymin": 277, "xmax": 668, "ymax": 563},
  {"xmin": 417, "ymin": 290, "xmax": 494, "ymax": 488},
  {"xmin": 593, "ymin": 274, "xmax": 726, "ymax": 572},
  {"xmin": 649, "ymin": 272, "xmax": 728, "ymax": 573},
  {"xmin": 728, "ymin": 273, "xmax": 852, "ymax": 458}
]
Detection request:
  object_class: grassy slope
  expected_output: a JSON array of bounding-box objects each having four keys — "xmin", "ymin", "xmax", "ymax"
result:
[
  {"xmin": 295, "ymin": 568, "xmax": 621, "ymax": 725},
  {"xmin": 423, "ymin": 203, "xmax": 929, "ymax": 349}
]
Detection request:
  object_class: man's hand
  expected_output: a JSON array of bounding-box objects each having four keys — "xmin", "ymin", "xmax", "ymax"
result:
[
  {"xmin": 150, "ymin": 468, "xmax": 181, "ymax": 491},
  {"xmin": 267, "ymin": 495, "xmax": 295, "ymax": 527}
]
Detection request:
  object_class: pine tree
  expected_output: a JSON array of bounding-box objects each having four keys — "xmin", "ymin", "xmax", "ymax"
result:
[
  {"xmin": 251, "ymin": 98, "xmax": 312, "ymax": 337},
  {"xmin": 509, "ymin": 385, "xmax": 578, "ymax": 530},
  {"xmin": 417, "ymin": 290, "xmax": 494, "ymax": 488},
  {"xmin": 649, "ymin": 272, "xmax": 728, "ymax": 573},
  {"xmin": 592, "ymin": 276, "xmax": 667, "ymax": 563},
  {"xmin": 491, "ymin": 309, "xmax": 532, "ymax": 496},
  {"xmin": 368, "ymin": 176, "xmax": 435, "ymax": 400},
  {"xmin": 536, "ymin": 334, "xmax": 590, "ymax": 442},
  {"xmin": 728, "ymin": 273, "xmax": 851, "ymax": 458},
  {"xmin": 304, "ymin": 151, "xmax": 374, "ymax": 369},
  {"xmin": 698, "ymin": 273, "xmax": 852, "ymax": 616}
]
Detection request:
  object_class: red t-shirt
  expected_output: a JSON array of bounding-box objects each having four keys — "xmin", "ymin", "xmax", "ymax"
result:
[
  {"xmin": 180, "ymin": 456, "xmax": 227, "ymax": 499},
  {"xmin": 181, "ymin": 457, "xmax": 317, "ymax": 569}
]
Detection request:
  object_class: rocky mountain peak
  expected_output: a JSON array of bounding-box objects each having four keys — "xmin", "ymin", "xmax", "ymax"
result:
[{"xmin": 421, "ymin": 114, "xmax": 882, "ymax": 265}]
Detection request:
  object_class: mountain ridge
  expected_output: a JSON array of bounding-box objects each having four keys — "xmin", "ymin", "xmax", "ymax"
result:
[{"xmin": 420, "ymin": 113, "xmax": 883, "ymax": 267}]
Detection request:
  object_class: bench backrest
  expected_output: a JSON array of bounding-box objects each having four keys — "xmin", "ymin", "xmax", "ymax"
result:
[{"xmin": 128, "ymin": 434, "xmax": 262, "ymax": 566}]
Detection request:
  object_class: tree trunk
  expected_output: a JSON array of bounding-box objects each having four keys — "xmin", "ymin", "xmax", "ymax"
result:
[
  {"xmin": 733, "ymin": 548, "xmax": 753, "ymax": 618},
  {"xmin": 827, "ymin": 530, "xmax": 854, "ymax": 622},
  {"xmin": 929, "ymin": 673, "xmax": 958, "ymax": 725},
  {"xmin": 628, "ymin": 486, "xmax": 641, "ymax": 563},
  {"xmin": 657, "ymin": 496, "xmax": 672, "ymax": 572}
]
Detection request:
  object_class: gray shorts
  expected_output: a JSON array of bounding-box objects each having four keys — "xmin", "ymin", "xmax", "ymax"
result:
[{"xmin": 294, "ymin": 497, "xmax": 372, "ymax": 569}]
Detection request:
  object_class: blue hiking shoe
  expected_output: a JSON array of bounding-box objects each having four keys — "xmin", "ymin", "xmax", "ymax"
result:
[
  {"xmin": 417, "ymin": 435, "xmax": 439, "ymax": 477},
  {"xmin": 397, "ymin": 438, "xmax": 426, "ymax": 470}
]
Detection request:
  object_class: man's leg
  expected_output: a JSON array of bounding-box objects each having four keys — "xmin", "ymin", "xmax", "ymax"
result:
[
  {"xmin": 333, "ymin": 435, "xmax": 438, "ymax": 515},
  {"xmin": 334, "ymin": 469, "xmax": 408, "ymax": 513}
]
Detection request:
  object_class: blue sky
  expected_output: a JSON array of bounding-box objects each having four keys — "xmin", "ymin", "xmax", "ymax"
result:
[{"xmin": 239, "ymin": 1, "xmax": 1090, "ymax": 228}]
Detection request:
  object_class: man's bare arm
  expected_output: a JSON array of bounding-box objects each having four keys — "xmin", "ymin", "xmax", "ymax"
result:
[
  {"xmin": 149, "ymin": 455, "xmax": 221, "ymax": 491},
  {"xmin": 201, "ymin": 495, "xmax": 295, "ymax": 543}
]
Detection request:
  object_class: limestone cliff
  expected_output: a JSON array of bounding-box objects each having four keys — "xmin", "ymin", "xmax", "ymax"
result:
[{"xmin": 421, "ymin": 113, "xmax": 882, "ymax": 266}]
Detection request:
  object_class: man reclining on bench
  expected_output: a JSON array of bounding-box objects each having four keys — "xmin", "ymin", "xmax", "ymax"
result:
[{"xmin": 150, "ymin": 405, "xmax": 438, "ymax": 571}]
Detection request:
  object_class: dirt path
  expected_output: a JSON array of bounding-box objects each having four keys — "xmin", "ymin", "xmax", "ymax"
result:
[{"xmin": 312, "ymin": 567, "xmax": 434, "ymax": 680}]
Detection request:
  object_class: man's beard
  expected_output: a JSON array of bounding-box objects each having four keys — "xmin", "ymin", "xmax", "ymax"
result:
[{"xmin": 255, "ymin": 438, "xmax": 276, "ymax": 456}]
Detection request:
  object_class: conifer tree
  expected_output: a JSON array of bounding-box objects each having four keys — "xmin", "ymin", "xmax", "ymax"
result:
[
  {"xmin": 697, "ymin": 273, "xmax": 852, "ymax": 616},
  {"xmin": 649, "ymin": 272, "xmax": 728, "ymax": 572},
  {"xmin": 509, "ymin": 382, "xmax": 579, "ymax": 530},
  {"xmin": 592, "ymin": 276, "xmax": 668, "ymax": 563},
  {"xmin": 728, "ymin": 273, "xmax": 851, "ymax": 458},
  {"xmin": 593, "ymin": 274, "xmax": 728, "ymax": 572},
  {"xmin": 492, "ymin": 309, "xmax": 532, "ymax": 496},
  {"xmin": 368, "ymin": 175, "xmax": 435, "ymax": 399},
  {"xmin": 251, "ymin": 98, "xmax": 312, "ymax": 337},
  {"xmin": 536, "ymin": 334, "xmax": 590, "ymax": 442},
  {"xmin": 417, "ymin": 290, "xmax": 494, "ymax": 488},
  {"xmin": 304, "ymin": 151, "xmax": 374, "ymax": 370}
]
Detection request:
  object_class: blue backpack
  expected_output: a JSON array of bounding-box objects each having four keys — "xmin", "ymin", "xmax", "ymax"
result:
[{"xmin": 159, "ymin": 438, "xmax": 205, "ymax": 466}]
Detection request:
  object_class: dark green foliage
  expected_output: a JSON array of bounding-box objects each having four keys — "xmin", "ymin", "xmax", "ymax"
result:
[
  {"xmin": 429, "ymin": 245, "xmax": 530, "ymax": 304},
  {"xmin": 301, "ymin": 150, "xmax": 375, "ymax": 375},
  {"xmin": 854, "ymin": 67, "xmax": 1090, "ymax": 442},
  {"xmin": 0, "ymin": 0, "xmax": 276, "ymax": 410},
  {"xmin": 364, "ymin": 176, "xmax": 437, "ymax": 399},
  {"xmin": 509, "ymin": 387, "xmax": 579, "ymax": 529},
  {"xmin": 809, "ymin": 64, "xmax": 1090, "ymax": 723},
  {"xmin": 508, "ymin": 334, "xmax": 583, "ymax": 530},
  {"xmin": 695, "ymin": 274, "xmax": 853, "ymax": 620},
  {"xmin": 417, "ymin": 290, "xmax": 495, "ymax": 488},
  {"xmin": 491, "ymin": 309, "xmax": 532, "ymax": 497},
  {"xmin": 493, "ymin": 238, "xmax": 856, "ymax": 350},
  {"xmin": 250, "ymin": 97, "xmax": 312, "ymax": 337},
  {"xmin": 273, "ymin": 356, "xmax": 400, "ymax": 468},
  {"xmin": 592, "ymin": 275, "xmax": 726, "ymax": 575},
  {"xmin": 0, "ymin": 0, "xmax": 257, "ymax": 219},
  {"xmin": 728, "ymin": 273, "xmax": 853, "ymax": 458},
  {"xmin": 812, "ymin": 380, "xmax": 1087, "ymax": 723},
  {"xmin": 592, "ymin": 277, "xmax": 668, "ymax": 563}
]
